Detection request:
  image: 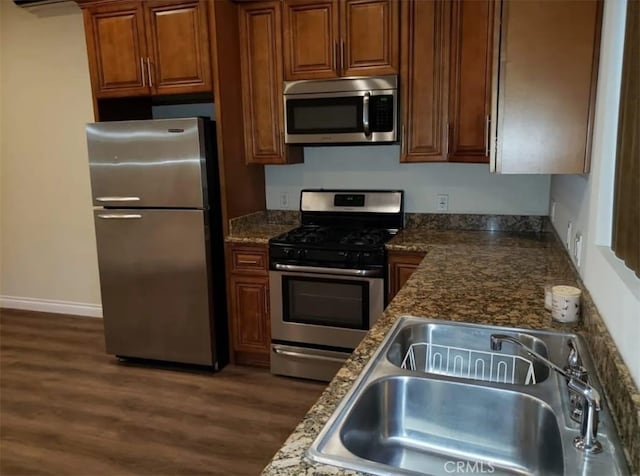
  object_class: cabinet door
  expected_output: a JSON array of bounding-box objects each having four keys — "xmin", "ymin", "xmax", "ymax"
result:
[
  {"xmin": 448, "ymin": 0, "xmax": 494, "ymax": 163},
  {"xmin": 82, "ymin": 1, "xmax": 150, "ymax": 98},
  {"xmin": 229, "ymin": 275, "xmax": 270, "ymax": 366},
  {"xmin": 491, "ymin": 0, "xmax": 601, "ymax": 173},
  {"xmin": 400, "ymin": 0, "xmax": 450, "ymax": 162},
  {"xmin": 239, "ymin": 1, "xmax": 303, "ymax": 165},
  {"xmin": 387, "ymin": 251, "xmax": 426, "ymax": 302},
  {"xmin": 144, "ymin": 0, "xmax": 212, "ymax": 95},
  {"xmin": 283, "ymin": 0, "xmax": 339, "ymax": 80},
  {"xmin": 340, "ymin": 0, "xmax": 399, "ymax": 77}
]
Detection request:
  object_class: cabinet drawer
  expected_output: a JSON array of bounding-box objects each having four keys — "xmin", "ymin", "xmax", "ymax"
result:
[{"xmin": 229, "ymin": 246, "xmax": 268, "ymax": 274}]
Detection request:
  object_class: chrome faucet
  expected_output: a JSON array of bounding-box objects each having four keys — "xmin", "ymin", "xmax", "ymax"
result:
[
  {"xmin": 490, "ymin": 334, "xmax": 603, "ymax": 454},
  {"xmin": 565, "ymin": 338, "xmax": 589, "ymax": 422}
]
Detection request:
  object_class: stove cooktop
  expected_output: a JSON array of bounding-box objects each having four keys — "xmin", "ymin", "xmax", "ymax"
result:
[
  {"xmin": 271, "ymin": 225, "xmax": 393, "ymax": 250},
  {"xmin": 269, "ymin": 225, "xmax": 397, "ymax": 270}
]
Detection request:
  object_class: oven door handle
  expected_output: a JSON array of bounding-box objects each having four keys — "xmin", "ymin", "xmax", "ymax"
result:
[
  {"xmin": 273, "ymin": 263, "xmax": 381, "ymax": 277},
  {"xmin": 272, "ymin": 346, "xmax": 347, "ymax": 363}
]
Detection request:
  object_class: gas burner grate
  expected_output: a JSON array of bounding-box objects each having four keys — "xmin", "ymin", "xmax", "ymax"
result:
[
  {"xmin": 339, "ymin": 228, "xmax": 389, "ymax": 247},
  {"xmin": 280, "ymin": 226, "xmax": 330, "ymax": 244}
]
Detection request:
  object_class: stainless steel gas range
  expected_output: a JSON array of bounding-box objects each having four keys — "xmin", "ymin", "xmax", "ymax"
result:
[{"xmin": 269, "ymin": 190, "xmax": 404, "ymax": 381}]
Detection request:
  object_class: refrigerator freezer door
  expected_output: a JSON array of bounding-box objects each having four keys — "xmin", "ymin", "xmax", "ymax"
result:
[
  {"xmin": 94, "ymin": 209, "xmax": 216, "ymax": 366},
  {"xmin": 87, "ymin": 118, "xmax": 207, "ymax": 209}
]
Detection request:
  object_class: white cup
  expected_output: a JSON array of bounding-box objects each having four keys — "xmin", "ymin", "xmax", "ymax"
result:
[
  {"xmin": 551, "ymin": 285, "xmax": 581, "ymax": 323},
  {"xmin": 544, "ymin": 284, "xmax": 553, "ymax": 311}
]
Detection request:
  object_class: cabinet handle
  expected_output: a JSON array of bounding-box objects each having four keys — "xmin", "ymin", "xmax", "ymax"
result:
[
  {"xmin": 237, "ymin": 259, "xmax": 259, "ymax": 265},
  {"xmin": 446, "ymin": 123, "xmax": 450, "ymax": 157},
  {"xmin": 340, "ymin": 38, "xmax": 345, "ymax": 73},
  {"xmin": 140, "ymin": 57, "xmax": 146, "ymax": 87},
  {"xmin": 485, "ymin": 115, "xmax": 491, "ymax": 156},
  {"xmin": 333, "ymin": 40, "xmax": 338, "ymax": 72},
  {"xmin": 401, "ymin": 124, "xmax": 406, "ymax": 155},
  {"xmin": 146, "ymin": 57, "xmax": 153, "ymax": 88}
]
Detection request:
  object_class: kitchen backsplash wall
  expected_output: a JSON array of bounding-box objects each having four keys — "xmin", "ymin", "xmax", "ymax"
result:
[{"xmin": 265, "ymin": 145, "xmax": 551, "ymax": 214}]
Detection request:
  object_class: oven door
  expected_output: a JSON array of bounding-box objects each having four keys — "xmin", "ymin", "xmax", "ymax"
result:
[{"xmin": 270, "ymin": 268, "xmax": 384, "ymax": 350}]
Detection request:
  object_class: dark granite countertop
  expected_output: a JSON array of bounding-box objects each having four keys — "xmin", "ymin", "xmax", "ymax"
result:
[
  {"xmin": 225, "ymin": 211, "xmax": 299, "ymax": 245},
  {"xmin": 262, "ymin": 229, "xmax": 639, "ymax": 475},
  {"xmin": 224, "ymin": 223, "xmax": 295, "ymax": 245},
  {"xmin": 386, "ymin": 228, "xmax": 557, "ymax": 253}
]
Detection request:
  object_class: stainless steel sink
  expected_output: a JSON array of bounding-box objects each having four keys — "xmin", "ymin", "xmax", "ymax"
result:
[
  {"xmin": 386, "ymin": 321, "xmax": 550, "ymax": 384},
  {"xmin": 308, "ymin": 316, "xmax": 630, "ymax": 476},
  {"xmin": 341, "ymin": 376, "xmax": 564, "ymax": 476}
]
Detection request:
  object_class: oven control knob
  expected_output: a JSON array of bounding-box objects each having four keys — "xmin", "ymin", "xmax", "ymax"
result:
[
  {"xmin": 282, "ymin": 248, "xmax": 294, "ymax": 258},
  {"xmin": 345, "ymin": 251, "xmax": 361, "ymax": 266},
  {"xmin": 296, "ymin": 249, "xmax": 307, "ymax": 259}
]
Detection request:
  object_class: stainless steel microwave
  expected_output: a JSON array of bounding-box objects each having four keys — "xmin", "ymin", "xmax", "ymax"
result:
[{"xmin": 283, "ymin": 75, "xmax": 397, "ymax": 145}]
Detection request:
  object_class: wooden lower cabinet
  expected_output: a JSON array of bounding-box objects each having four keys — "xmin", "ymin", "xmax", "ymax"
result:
[
  {"xmin": 226, "ymin": 244, "xmax": 271, "ymax": 367},
  {"xmin": 387, "ymin": 251, "xmax": 426, "ymax": 301}
]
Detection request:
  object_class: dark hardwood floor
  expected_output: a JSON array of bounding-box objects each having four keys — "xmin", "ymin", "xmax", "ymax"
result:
[{"xmin": 0, "ymin": 309, "xmax": 325, "ymax": 476}]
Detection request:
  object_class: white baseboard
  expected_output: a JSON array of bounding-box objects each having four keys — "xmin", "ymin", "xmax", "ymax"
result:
[{"xmin": 0, "ymin": 295, "xmax": 103, "ymax": 318}]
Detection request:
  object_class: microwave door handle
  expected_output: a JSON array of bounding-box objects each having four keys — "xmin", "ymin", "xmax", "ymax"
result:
[{"xmin": 363, "ymin": 91, "xmax": 371, "ymax": 137}]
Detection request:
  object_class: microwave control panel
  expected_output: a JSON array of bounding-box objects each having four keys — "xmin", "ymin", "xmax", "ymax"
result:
[{"xmin": 370, "ymin": 95, "xmax": 394, "ymax": 132}]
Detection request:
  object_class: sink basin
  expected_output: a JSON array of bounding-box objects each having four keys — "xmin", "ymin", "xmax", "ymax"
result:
[
  {"xmin": 308, "ymin": 316, "xmax": 630, "ymax": 476},
  {"xmin": 341, "ymin": 376, "xmax": 564, "ymax": 476},
  {"xmin": 387, "ymin": 322, "xmax": 550, "ymax": 384}
]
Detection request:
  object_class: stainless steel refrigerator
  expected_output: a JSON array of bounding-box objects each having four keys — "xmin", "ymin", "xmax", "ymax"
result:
[{"xmin": 87, "ymin": 118, "xmax": 226, "ymax": 368}]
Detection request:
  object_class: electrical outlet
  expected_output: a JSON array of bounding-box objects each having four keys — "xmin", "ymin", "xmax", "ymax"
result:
[
  {"xmin": 566, "ymin": 221, "xmax": 573, "ymax": 250},
  {"xmin": 574, "ymin": 233, "xmax": 583, "ymax": 267},
  {"xmin": 437, "ymin": 194, "xmax": 449, "ymax": 212},
  {"xmin": 279, "ymin": 192, "xmax": 289, "ymax": 209},
  {"xmin": 550, "ymin": 200, "xmax": 556, "ymax": 222}
]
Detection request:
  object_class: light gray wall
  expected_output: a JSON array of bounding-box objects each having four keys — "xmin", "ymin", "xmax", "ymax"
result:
[
  {"xmin": 549, "ymin": 0, "xmax": 639, "ymax": 385},
  {"xmin": 0, "ymin": 1, "xmax": 101, "ymax": 315},
  {"xmin": 266, "ymin": 145, "xmax": 551, "ymax": 214}
]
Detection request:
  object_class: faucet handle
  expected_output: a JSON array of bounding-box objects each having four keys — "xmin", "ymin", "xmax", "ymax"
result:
[
  {"xmin": 565, "ymin": 338, "xmax": 587, "ymax": 379},
  {"xmin": 567, "ymin": 338, "xmax": 580, "ymax": 366}
]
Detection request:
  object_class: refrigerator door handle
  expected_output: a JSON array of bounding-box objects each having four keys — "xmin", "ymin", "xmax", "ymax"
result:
[
  {"xmin": 96, "ymin": 197, "xmax": 141, "ymax": 202},
  {"xmin": 97, "ymin": 214, "xmax": 142, "ymax": 219}
]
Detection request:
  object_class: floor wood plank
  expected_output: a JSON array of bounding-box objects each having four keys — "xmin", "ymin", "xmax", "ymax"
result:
[{"xmin": 0, "ymin": 309, "xmax": 324, "ymax": 476}]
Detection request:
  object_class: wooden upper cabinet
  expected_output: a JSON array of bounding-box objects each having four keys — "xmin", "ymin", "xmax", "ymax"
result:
[
  {"xmin": 448, "ymin": 0, "xmax": 494, "ymax": 163},
  {"xmin": 82, "ymin": 1, "xmax": 149, "ymax": 98},
  {"xmin": 283, "ymin": 0, "xmax": 339, "ymax": 80},
  {"xmin": 491, "ymin": 0, "xmax": 602, "ymax": 173},
  {"xmin": 282, "ymin": 0, "xmax": 398, "ymax": 80},
  {"xmin": 239, "ymin": 1, "xmax": 303, "ymax": 165},
  {"xmin": 144, "ymin": 0, "xmax": 211, "ymax": 95},
  {"xmin": 340, "ymin": 0, "xmax": 399, "ymax": 77},
  {"xmin": 81, "ymin": 0, "xmax": 211, "ymax": 99},
  {"xmin": 400, "ymin": 0, "xmax": 450, "ymax": 162},
  {"xmin": 400, "ymin": 0, "xmax": 494, "ymax": 164}
]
